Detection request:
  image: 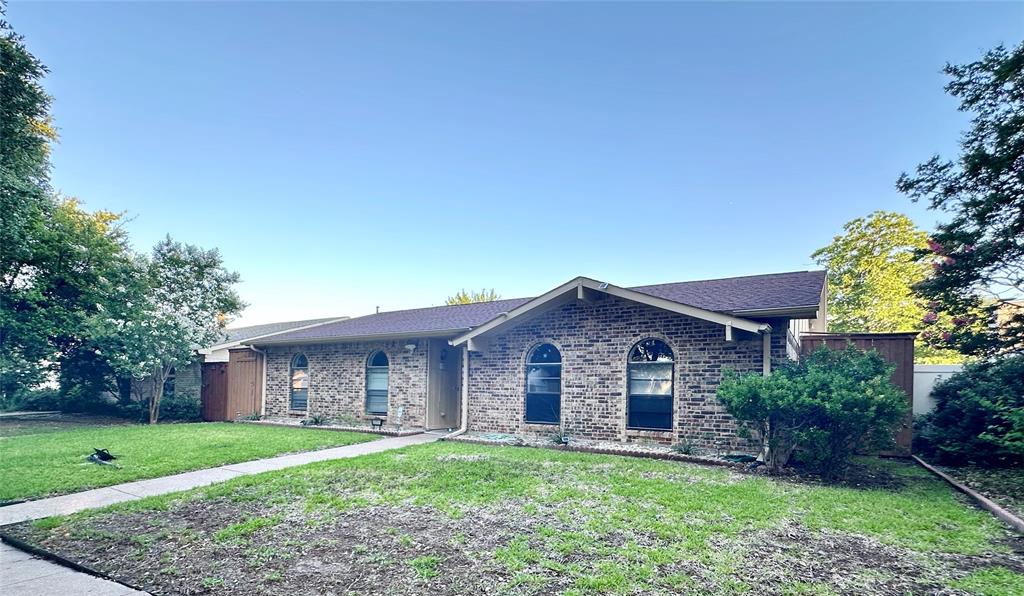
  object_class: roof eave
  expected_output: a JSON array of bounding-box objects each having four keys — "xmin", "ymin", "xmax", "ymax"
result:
[
  {"xmin": 245, "ymin": 328, "xmax": 471, "ymax": 347},
  {"xmin": 728, "ymin": 305, "xmax": 822, "ymax": 319}
]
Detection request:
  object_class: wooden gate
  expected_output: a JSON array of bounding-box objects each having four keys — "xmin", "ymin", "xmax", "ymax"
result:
[
  {"xmin": 801, "ymin": 332, "xmax": 916, "ymax": 455},
  {"xmin": 227, "ymin": 348, "xmax": 264, "ymax": 420},
  {"xmin": 201, "ymin": 362, "xmax": 229, "ymax": 421}
]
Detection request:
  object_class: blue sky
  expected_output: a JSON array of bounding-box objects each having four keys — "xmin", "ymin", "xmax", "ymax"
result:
[{"xmin": 10, "ymin": 2, "xmax": 1023, "ymax": 326}]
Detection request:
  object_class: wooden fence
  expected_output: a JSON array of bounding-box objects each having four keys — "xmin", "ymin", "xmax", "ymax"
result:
[{"xmin": 801, "ymin": 332, "xmax": 916, "ymax": 455}]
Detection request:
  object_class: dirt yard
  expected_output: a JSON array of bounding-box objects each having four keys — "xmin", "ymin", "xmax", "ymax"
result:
[{"xmin": 3, "ymin": 442, "xmax": 1022, "ymax": 595}]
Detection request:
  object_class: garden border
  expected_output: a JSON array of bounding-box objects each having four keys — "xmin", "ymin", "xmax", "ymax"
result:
[
  {"xmin": 446, "ymin": 436, "xmax": 747, "ymax": 469},
  {"xmin": 0, "ymin": 532, "xmax": 150, "ymax": 594},
  {"xmin": 236, "ymin": 419, "xmax": 424, "ymax": 437},
  {"xmin": 912, "ymin": 455, "xmax": 1024, "ymax": 534}
]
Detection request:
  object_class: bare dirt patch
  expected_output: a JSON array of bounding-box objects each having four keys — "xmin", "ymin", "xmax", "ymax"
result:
[{"xmin": 3, "ymin": 499, "xmax": 534, "ymax": 595}]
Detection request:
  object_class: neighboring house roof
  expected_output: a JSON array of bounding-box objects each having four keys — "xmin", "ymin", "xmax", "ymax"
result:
[
  {"xmin": 202, "ymin": 317, "xmax": 349, "ymax": 352},
  {"xmin": 250, "ymin": 299, "xmax": 533, "ymax": 345},
  {"xmin": 249, "ymin": 270, "xmax": 826, "ymax": 346}
]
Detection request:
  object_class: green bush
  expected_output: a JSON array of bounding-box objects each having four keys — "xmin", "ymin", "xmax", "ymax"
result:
[
  {"xmin": 914, "ymin": 356, "xmax": 1024, "ymax": 467},
  {"xmin": 717, "ymin": 346, "xmax": 907, "ymax": 479}
]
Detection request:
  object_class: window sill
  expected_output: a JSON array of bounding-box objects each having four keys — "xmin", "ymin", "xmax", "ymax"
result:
[
  {"xmin": 288, "ymin": 410, "xmax": 308, "ymax": 416},
  {"xmin": 524, "ymin": 420, "xmax": 559, "ymax": 426}
]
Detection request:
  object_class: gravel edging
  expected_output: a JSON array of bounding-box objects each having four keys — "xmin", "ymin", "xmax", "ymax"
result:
[
  {"xmin": 912, "ymin": 455, "xmax": 1024, "ymax": 534},
  {"xmin": 0, "ymin": 532, "xmax": 152, "ymax": 594},
  {"xmin": 446, "ymin": 435, "xmax": 747, "ymax": 469},
  {"xmin": 235, "ymin": 419, "xmax": 424, "ymax": 437}
]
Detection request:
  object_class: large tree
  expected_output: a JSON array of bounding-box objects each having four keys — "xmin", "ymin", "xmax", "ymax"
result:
[
  {"xmin": 811, "ymin": 211, "xmax": 962, "ymax": 363},
  {"xmin": 92, "ymin": 238, "xmax": 244, "ymax": 423},
  {"xmin": 897, "ymin": 41, "xmax": 1024, "ymax": 357}
]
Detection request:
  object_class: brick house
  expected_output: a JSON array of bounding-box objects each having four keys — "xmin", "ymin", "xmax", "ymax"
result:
[{"xmin": 246, "ymin": 271, "xmax": 827, "ymax": 448}]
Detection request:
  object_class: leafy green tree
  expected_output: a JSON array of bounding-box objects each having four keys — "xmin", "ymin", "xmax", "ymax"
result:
[
  {"xmin": 897, "ymin": 41, "xmax": 1024, "ymax": 357},
  {"xmin": 0, "ymin": 12, "xmax": 59, "ymax": 401},
  {"xmin": 717, "ymin": 346, "xmax": 907, "ymax": 479},
  {"xmin": 445, "ymin": 288, "xmax": 500, "ymax": 305},
  {"xmin": 811, "ymin": 211, "xmax": 962, "ymax": 363},
  {"xmin": 92, "ymin": 238, "xmax": 244, "ymax": 423}
]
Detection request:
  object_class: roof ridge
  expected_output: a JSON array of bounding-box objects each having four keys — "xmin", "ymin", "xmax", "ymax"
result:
[{"xmin": 629, "ymin": 269, "xmax": 825, "ymax": 289}]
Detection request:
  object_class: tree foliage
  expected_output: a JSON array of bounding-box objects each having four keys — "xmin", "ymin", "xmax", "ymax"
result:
[
  {"xmin": 811, "ymin": 211, "xmax": 964, "ymax": 363},
  {"xmin": 897, "ymin": 41, "xmax": 1024, "ymax": 357},
  {"xmin": 91, "ymin": 238, "xmax": 244, "ymax": 423},
  {"xmin": 445, "ymin": 288, "xmax": 500, "ymax": 305},
  {"xmin": 717, "ymin": 346, "xmax": 907, "ymax": 479},
  {"xmin": 914, "ymin": 356, "xmax": 1024, "ymax": 467}
]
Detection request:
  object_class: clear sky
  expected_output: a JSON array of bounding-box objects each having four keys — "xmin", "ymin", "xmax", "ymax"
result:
[{"xmin": 10, "ymin": 2, "xmax": 1023, "ymax": 326}]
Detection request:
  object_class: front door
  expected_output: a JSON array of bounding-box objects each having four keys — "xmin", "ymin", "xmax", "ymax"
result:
[{"xmin": 427, "ymin": 339, "xmax": 462, "ymax": 430}]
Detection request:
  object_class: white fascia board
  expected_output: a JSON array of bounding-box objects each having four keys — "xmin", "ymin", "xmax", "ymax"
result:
[{"xmin": 450, "ymin": 277, "xmax": 768, "ymax": 348}]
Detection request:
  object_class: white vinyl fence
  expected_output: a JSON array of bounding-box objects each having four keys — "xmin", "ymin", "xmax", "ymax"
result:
[{"xmin": 913, "ymin": 364, "xmax": 963, "ymax": 416}]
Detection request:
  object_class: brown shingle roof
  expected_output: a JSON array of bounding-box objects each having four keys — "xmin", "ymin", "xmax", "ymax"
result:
[{"xmin": 251, "ymin": 270, "xmax": 825, "ymax": 345}]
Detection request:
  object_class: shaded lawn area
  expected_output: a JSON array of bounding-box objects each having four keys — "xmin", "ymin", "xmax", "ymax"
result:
[
  {"xmin": 0, "ymin": 422, "xmax": 377, "ymax": 503},
  {"xmin": 4, "ymin": 443, "xmax": 1023, "ymax": 595},
  {"xmin": 0, "ymin": 413, "xmax": 134, "ymax": 438}
]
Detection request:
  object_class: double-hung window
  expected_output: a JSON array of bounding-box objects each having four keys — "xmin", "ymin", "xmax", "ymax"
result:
[
  {"xmin": 627, "ymin": 339, "xmax": 674, "ymax": 430},
  {"xmin": 525, "ymin": 343, "xmax": 561, "ymax": 424},
  {"xmin": 365, "ymin": 351, "xmax": 389, "ymax": 415}
]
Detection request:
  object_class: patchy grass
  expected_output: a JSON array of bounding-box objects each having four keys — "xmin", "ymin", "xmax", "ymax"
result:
[
  {"xmin": 0, "ymin": 422, "xmax": 376, "ymax": 502},
  {"xmin": 5, "ymin": 442, "xmax": 1022, "ymax": 595},
  {"xmin": 953, "ymin": 567, "xmax": 1024, "ymax": 596},
  {"xmin": 938, "ymin": 464, "xmax": 1024, "ymax": 521}
]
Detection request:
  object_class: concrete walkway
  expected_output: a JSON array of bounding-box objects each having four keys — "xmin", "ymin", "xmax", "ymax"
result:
[
  {"xmin": 1, "ymin": 433, "xmax": 437, "ymax": 595},
  {"xmin": 0, "ymin": 433, "xmax": 436, "ymax": 526},
  {"xmin": 1, "ymin": 543, "xmax": 146, "ymax": 595}
]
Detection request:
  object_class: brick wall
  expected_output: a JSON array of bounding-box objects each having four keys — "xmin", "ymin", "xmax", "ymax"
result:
[
  {"xmin": 466, "ymin": 297, "xmax": 789, "ymax": 450},
  {"xmin": 264, "ymin": 340, "xmax": 427, "ymax": 428}
]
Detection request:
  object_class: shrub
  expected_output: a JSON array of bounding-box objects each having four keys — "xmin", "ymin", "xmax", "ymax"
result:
[
  {"xmin": 914, "ymin": 355, "xmax": 1024, "ymax": 467},
  {"xmin": 717, "ymin": 346, "xmax": 907, "ymax": 479},
  {"xmin": 300, "ymin": 413, "xmax": 329, "ymax": 426}
]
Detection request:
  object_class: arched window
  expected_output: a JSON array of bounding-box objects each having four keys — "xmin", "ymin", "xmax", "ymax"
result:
[
  {"xmin": 365, "ymin": 351, "xmax": 389, "ymax": 415},
  {"xmin": 290, "ymin": 354, "xmax": 309, "ymax": 411},
  {"xmin": 627, "ymin": 339, "xmax": 674, "ymax": 430},
  {"xmin": 525, "ymin": 343, "xmax": 561, "ymax": 424}
]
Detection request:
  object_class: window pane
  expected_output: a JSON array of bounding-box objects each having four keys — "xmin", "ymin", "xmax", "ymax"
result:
[
  {"xmin": 526, "ymin": 364, "xmax": 560, "ymax": 394},
  {"xmin": 629, "ymin": 339, "xmax": 674, "ymax": 362},
  {"xmin": 369, "ymin": 351, "xmax": 388, "ymax": 367},
  {"xmin": 528, "ymin": 343, "xmax": 561, "ymax": 364},
  {"xmin": 628, "ymin": 395, "xmax": 672, "ymax": 430},
  {"xmin": 290, "ymin": 388, "xmax": 308, "ymax": 410},
  {"xmin": 629, "ymin": 379, "xmax": 673, "ymax": 396},
  {"xmin": 366, "ymin": 369, "xmax": 388, "ymax": 391},
  {"xmin": 292, "ymin": 354, "xmax": 308, "ymax": 368},
  {"xmin": 366, "ymin": 390, "xmax": 388, "ymax": 414},
  {"xmin": 291, "ymin": 369, "xmax": 309, "ymax": 390},
  {"xmin": 525, "ymin": 393, "xmax": 560, "ymax": 424}
]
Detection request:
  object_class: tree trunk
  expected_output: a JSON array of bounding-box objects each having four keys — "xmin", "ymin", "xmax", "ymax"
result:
[{"xmin": 148, "ymin": 367, "xmax": 168, "ymax": 424}]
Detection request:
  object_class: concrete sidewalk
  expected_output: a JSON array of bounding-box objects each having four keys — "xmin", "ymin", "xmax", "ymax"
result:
[
  {"xmin": 1, "ymin": 543, "xmax": 146, "ymax": 595},
  {"xmin": 0, "ymin": 433, "xmax": 437, "ymax": 526}
]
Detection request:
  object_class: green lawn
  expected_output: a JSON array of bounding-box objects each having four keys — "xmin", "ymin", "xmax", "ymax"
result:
[
  {"xmin": 6, "ymin": 442, "xmax": 1022, "ymax": 595},
  {"xmin": 0, "ymin": 422, "xmax": 376, "ymax": 503}
]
